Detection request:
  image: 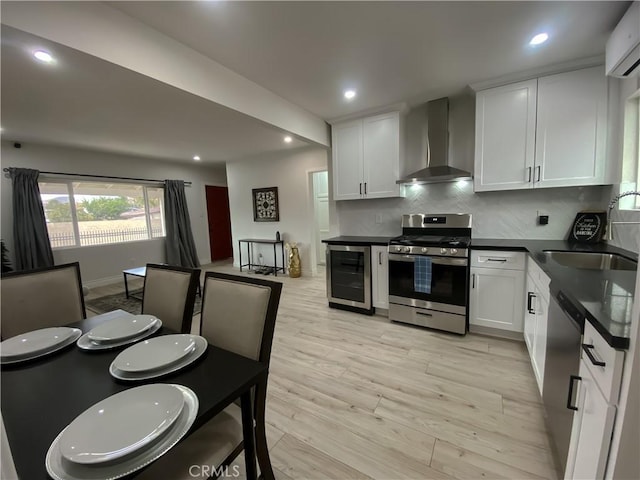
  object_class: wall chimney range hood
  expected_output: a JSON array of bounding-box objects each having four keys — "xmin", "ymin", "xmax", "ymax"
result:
[{"xmin": 397, "ymin": 97, "xmax": 473, "ymax": 185}]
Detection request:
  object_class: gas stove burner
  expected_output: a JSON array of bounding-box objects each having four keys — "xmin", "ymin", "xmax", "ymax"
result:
[
  {"xmin": 389, "ymin": 235, "xmax": 471, "ymax": 248},
  {"xmin": 446, "ymin": 237, "xmax": 471, "ymax": 247}
]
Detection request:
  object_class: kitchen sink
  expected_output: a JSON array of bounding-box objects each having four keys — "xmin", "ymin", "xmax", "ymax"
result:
[{"xmin": 542, "ymin": 251, "xmax": 638, "ymax": 271}]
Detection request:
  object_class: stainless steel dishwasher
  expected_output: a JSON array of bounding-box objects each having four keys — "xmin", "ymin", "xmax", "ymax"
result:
[{"xmin": 543, "ymin": 286, "xmax": 584, "ymax": 478}]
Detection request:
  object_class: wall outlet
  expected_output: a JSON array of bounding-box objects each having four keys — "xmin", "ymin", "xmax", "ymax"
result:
[
  {"xmin": 537, "ymin": 211, "xmax": 549, "ymax": 226},
  {"xmin": 375, "ymin": 213, "xmax": 383, "ymax": 224}
]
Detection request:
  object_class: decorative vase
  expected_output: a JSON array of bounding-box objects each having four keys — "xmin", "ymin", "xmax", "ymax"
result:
[{"xmin": 288, "ymin": 245, "xmax": 301, "ymax": 278}]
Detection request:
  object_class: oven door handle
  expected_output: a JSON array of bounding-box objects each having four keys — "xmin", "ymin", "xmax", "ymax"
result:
[{"xmin": 388, "ymin": 253, "xmax": 468, "ymax": 266}]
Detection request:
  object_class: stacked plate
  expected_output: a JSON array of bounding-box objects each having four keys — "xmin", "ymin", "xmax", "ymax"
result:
[
  {"xmin": 1, "ymin": 327, "xmax": 82, "ymax": 365},
  {"xmin": 77, "ymin": 314, "xmax": 161, "ymax": 350},
  {"xmin": 46, "ymin": 383, "xmax": 198, "ymax": 480},
  {"xmin": 110, "ymin": 334, "xmax": 208, "ymax": 381}
]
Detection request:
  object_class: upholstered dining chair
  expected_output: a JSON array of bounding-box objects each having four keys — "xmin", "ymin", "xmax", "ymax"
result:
[
  {"xmin": 0, "ymin": 262, "xmax": 86, "ymax": 340},
  {"xmin": 138, "ymin": 271, "xmax": 282, "ymax": 480},
  {"xmin": 141, "ymin": 264, "xmax": 201, "ymax": 334}
]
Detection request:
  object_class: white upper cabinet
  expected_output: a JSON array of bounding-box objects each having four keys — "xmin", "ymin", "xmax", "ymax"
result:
[
  {"xmin": 474, "ymin": 80, "xmax": 537, "ymax": 192},
  {"xmin": 474, "ymin": 66, "xmax": 609, "ymax": 192},
  {"xmin": 332, "ymin": 111, "xmax": 404, "ymax": 201},
  {"xmin": 535, "ymin": 67, "xmax": 607, "ymax": 188},
  {"xmin": 332, "ymin": 120, "xmax": 364, "ymax": 200}
]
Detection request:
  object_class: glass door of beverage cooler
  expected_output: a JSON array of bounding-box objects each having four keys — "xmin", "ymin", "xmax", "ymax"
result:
[{"xmin": 326, "ymin": 245, "xmax": 371, "ymax": 312}]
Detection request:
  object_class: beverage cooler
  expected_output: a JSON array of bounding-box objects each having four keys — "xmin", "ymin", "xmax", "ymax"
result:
[{"xmin": 326, "ymin": 244, "xmax": 373, "ymax": 315}]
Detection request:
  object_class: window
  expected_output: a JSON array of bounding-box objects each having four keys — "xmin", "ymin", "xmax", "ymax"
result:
[
  {"xmin": 39, "ymin": 180, "xmax": 166, "ymax": 249},
  {"xmin": 618, "ymin": 89, "xmax": 640, "ymax": 210}
]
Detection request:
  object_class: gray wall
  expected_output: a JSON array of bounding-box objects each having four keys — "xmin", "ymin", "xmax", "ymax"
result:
[
  {"xmin": 1, "ymin": 141, "xmax": 227, "ymax": 284},
  {"xmin": 225, "ymin": 146, "xmax": 333, "ymax": 275}
]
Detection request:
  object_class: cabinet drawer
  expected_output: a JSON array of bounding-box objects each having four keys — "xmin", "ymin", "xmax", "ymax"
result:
[
  {"xmin": 471, "ymin": 251, "xmax": 525, "ymax": 270},
  {"xmin": 582, "ymin": 321, "xmax": 625, "ymax": 404}
]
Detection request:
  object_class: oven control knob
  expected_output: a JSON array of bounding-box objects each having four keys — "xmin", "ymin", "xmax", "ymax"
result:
[
  {"xmin": 440, "ymin": 248, "xmax": 447, "ymax": 254},
  {"xmin": 395, "ymin": 246, "xmax": 403, "ymax": 252},
  {"xmin": 450, "ymin": 248, "xmax": 458, "ymax": 255},
  {"xmin": 403, "ymin": 247, "xmax": 411, "ymax": 253},
  {"xmin": 421, "ymin": 247, "xmax": 428, "ymax": 253}
]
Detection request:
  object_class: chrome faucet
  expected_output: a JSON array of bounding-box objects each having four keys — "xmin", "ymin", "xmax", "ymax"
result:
[{"xmin": 605, "ymin": 191, "xmax": 640, "ymax": 241}]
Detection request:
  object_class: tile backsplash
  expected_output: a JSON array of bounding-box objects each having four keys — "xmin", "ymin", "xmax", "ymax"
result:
[{"xmin": 337, "ymin": 181, "xmax": 612, "ymax": 240}]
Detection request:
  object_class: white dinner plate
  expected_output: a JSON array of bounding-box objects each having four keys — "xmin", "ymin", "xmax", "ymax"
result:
[
  {"xmin": 112, "ymin": 335, "xmax": 197, "ymax": 373},
  {"xmin": 46, "ymin": 384, "xmax": 198, "ymax": 480},
  {"xmin": 87, "ymin": 314, "xmax": 158, "ymax": 344},
  {"xmin": 76, "ymin": 319, "xmax": 162, "ymax": 351},
  {"xmin": 1, "ymin": 328, "xmax": 82, "ymax": 365},
  {"xmin": 59, "ymin": 384, "xmax": 184, "ymax": 465},
  {"xmin": 110, "ymin": 336, "xmax": 208, "ymax": 382}
]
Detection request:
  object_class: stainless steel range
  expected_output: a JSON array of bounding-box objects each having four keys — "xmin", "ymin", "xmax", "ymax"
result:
[{"xmin": 388, "ymin": 213, "xmax": 472, "ymax": 334}]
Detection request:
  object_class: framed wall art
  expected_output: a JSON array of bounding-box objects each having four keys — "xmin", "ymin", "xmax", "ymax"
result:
[{"xmin": 252, "ymin": 187, "xmax": 279, "ymax": 222}]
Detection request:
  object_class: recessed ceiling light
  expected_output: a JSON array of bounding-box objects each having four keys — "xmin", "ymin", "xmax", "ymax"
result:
[
  {"xmin": 33, "ymin": 50, "xmax": 54, "ymax": 63},
  {"xmin": 529, "ymin": 33, "xmax": 549, "ymax": 46},
  {"xmin": 344, "ymin": 90, "xmax": 356, "ymax": 100},
  {"xmin": 284, "ymin": 136, "xmax": 293, "ymax": 143},
  {"xmin": 193, "ymin": 155, "xmax": 201, "ymax": 161}
]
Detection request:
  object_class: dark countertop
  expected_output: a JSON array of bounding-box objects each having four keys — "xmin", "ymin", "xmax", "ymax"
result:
[
  {"xmin": 322, "ymin": 236, "xmax": 395, "ymax": 246},
  {"xmin": 321, "ymin": 235, "xmax": 637, "ymax": 349},
  {"xmin": 471, "ymin": 239, "xmax": 638, "ymax": 349}
]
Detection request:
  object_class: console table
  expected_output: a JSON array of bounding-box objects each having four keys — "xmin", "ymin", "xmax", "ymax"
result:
[{"xmin": 238, "ymin": 239, "xmax": 286, "ymax": 276}]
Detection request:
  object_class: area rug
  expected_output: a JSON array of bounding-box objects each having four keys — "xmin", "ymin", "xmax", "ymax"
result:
[{"xmin": 86, "ymin": 289, "xmax": 202, "ymax": 316}]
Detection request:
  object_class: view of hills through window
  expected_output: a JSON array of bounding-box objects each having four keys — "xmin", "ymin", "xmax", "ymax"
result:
[{"xmin": 39, "ymin": 181, "xmax": 165, "ymax": 249}]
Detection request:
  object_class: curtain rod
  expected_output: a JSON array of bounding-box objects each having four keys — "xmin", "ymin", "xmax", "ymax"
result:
[{"xmin": 2, "ymin": 168, "xmax": 192, "ymax": 186}]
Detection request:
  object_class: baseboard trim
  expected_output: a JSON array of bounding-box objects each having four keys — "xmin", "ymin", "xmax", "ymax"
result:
[
  {"xmin": 84, "ymin": 275, "xmax": 124, "ymax": 289},
  {"xmin": 374, "ymin": 307, "xmax": 389, "ymax": 318},
  {"xmin": 469, "ymin": 324, "xmax": 525, "ymax": 342}
]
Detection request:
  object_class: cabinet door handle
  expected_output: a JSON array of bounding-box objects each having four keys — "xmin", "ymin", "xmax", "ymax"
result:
[
  {"xmin": 582, "ymin": 344, "xmax": 606, "ymax": 367},
  {"xmin": 566, "ymin": 375, "xmax": 581, "ymax": 411},
  {"xmin": 527, "ymin": 166, "xmax": 532, "ymax": 183},
  {"xmin": 487, "ymin": 258, "xmax": 508, "ymax": 263},
  {"xmin": 417, "ymin": 311, "xmax": 433, "ymax": 317},
  {"xmin": 359, "ymin": 183, "xmax": 362, "ymax": 195},
  {"xmin": 527, "ymin": 292, "xmax": 536, "ymax": 314},
  {"xmin": 471, "ymin": 273, "xmax": 475, "ymax": 289},
  {"xmin": 536, "ymin": 165, "xmax": 541, "ymax": 182},
  {"xmin": 378, "ymin": 251, "xmax": 382, "ymax": 265},
  {"xmin": 364, "ymin": 182, "xmax": 367, "ymax": 195}
]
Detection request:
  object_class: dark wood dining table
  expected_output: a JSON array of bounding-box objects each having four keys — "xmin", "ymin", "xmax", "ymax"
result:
[{"xmin": 1, "ymin": 310, "xmax": 267, "ymax": 480}]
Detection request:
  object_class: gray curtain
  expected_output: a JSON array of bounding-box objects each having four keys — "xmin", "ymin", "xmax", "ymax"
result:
[
  {"xmin": 8, "ymin": 168, "xmax": 54, "ymax": 271},
  {"xmin": 164, "ymin": 180, "xmax": 200, "ymax": 268}
]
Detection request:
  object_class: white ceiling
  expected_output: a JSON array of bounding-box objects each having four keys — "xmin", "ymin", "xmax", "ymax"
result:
[
  {"xmin": 0, "ymin": 25, "xmax": 311, "ymax": 164},
  {"xmin": 0, "ymin": 1, "xmax": 631, "ymax": 163},
  {"xmin": 113, "ymin": 1, "xmax": 630, "ymax": 119}
]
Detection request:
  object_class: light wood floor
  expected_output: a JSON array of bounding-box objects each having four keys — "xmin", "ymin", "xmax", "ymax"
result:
[{"xmin": 87, "ymin": 262, "xmax": 557, "ymax": 480}]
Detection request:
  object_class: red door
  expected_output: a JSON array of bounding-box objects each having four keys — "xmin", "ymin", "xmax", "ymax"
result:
[{"xmin": 205, "ymin": 186, "xmax": 233, "ymax": 261}]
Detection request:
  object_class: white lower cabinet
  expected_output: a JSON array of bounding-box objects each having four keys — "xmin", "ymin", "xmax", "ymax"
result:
[
  {"xmin": 566, "ymin": 359, "xmax": 617, "ymax": 480},
  {"xmin": 371, "ymin": 246, "xmax": 389, "ymax": 310},
  {"xmin": 532, "ymin": 294, "xmax": 548, "ymax": 393},
  {"xmin": 524, "ymin": 257, "xmax": 551, "ymax": 395},
  {"xmin": 565, "ymin": 321, "xmax": 625, "ymax": 480},
  {"xmin": 469, "ymin": 251, "xmax": 525, "ymax": 333}
]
